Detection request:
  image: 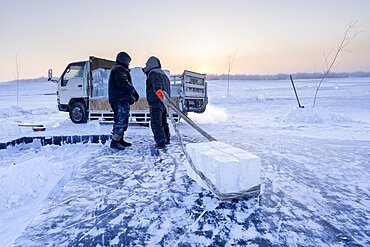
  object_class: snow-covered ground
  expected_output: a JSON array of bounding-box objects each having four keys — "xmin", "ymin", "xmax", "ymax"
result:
[{"xmin": 0, "ymin": 77, "xmax": 369, "ymax": 246}]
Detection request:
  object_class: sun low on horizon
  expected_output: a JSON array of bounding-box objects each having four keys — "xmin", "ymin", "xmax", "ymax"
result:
[{"xmin": 0, "ymin": 0, "xmax": 370, "ymax": 82}]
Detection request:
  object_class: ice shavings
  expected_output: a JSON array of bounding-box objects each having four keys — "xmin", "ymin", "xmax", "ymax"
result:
[
  {"xmin": 186, "ymin": 141, "xmax": 261, "ymax": 194},
  {"xmin": 0, "ymin": 120, "xmax": 24, "ymax": 142},
  {"xmin": 0, "ymin": 106, "xmax": 32, "ymax": 117},
  {"xmin": 0, "ymin": 156, "xmax": 53, "ymax": 209},
  {"xmin": 188, "ymin": 104, "xmax": 228, "ymax": 124},
  {"xmin": 0, "ymin": 143, "xmax": 100, "ymax": 246},
  {"xmin": 0, "ymin": 143, "xmax": 97, "ymax": 211}
]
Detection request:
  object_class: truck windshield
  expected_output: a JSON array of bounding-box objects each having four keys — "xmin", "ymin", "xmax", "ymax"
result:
[{"xmin": 62, "ymin": 64, "xmax": 84, "ymax": 86}]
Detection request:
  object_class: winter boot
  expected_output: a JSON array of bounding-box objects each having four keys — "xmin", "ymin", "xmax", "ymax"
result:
[
  {"xmin": 119, "ymin": 138, "xmax": 132, "ymax": 147},
  {"xmin": 111, "ymin": 133, "xmax": 125, "ymax": 150},
  {"xmin": 155, "ymin": 141, "xmax": 166, "ymax": 149}
]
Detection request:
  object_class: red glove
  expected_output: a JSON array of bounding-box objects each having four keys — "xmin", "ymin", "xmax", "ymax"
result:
[{"xmin": 155, "ymin": 89, "xmax": 163, "ymax": 99}]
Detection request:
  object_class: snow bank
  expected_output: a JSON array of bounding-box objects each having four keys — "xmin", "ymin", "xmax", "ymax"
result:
[
  {"xmin": 0, "ymin": 142, "xmax": 100, "ymax": 246},
  {"xmin": 283, "ymin": 107, "xmax": 354, "ymax": 124},
  {"xmin": 0, "ymin": 106, "xmax": 32, "ymax": 117},
  {"xmin": 0, "ymin": 144, "xmax": 65, "ymax": 211},
  {"xmin": 186, "ymin": 141, "xmax": 261, "ymax": 195},
  {"xmin": 0, "ymin": 142, "xmax": 98, "ymax": 212},
  {"xmin": 0, "ymin": 155, "xmax": 58, "ymax": 210},
  {"xmin": 0, "ymin": 121, "xmax": 23, "ymax": 143}
]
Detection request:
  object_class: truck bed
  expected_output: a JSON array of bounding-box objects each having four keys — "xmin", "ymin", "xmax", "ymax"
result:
[{"xmin": 89, "ymin": 98, "xmax": 179, "ymax": 124}]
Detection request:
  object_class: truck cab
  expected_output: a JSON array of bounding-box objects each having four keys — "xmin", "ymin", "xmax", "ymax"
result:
[{"xmin": 56, "ymin": 61, "xmax": 90, "ymax": 123}]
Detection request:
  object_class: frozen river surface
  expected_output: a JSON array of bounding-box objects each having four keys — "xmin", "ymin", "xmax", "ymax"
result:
[{"xmin": 1, "ymin": 77, "xmax": 369, "ymax": 246}]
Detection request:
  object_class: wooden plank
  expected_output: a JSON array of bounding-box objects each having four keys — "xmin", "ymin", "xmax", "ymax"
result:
[
  {"xmin": 90, "ymin": 98, "xmax": 111, "ymax": 111},
  {"xmin": 89, "ymin": 97, "xmax": 179, "ymax": 112}
]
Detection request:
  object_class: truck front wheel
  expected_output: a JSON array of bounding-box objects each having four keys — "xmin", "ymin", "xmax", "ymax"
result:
[{"xmin": 69, "ymin": 102, "xmax": 88, "ymax": 124}]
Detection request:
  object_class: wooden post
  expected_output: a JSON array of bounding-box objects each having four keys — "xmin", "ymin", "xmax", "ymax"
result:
[{"xmin": 290, "ymin": 75, "xmax": 304, "ymax": 108}]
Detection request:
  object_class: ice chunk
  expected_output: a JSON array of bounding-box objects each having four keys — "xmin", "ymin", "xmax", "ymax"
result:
[
  {"xmin": 130, "ymin": 67, "xmax": 146, "ymax": 97},
  {"xmin": 209, "ymin": 142, "xmax": 261, "ymax": 189},
  {"xmin": 90, "ymin": 67, "xmax": 175, "ymax": 99},
  {"xmin": 131, "ymin": 67, "xmax": 177, "ymax": 97},
  {"xmin": 91, "ymin": 68, "xmax": 110, "ymax": 98},
  {"xmin": 184, "ymin": 143, "xmax": 209, "ymax": 189},
  {"xmin": 185, "ymin": 141, "xmax": 261, "ymax": 196}
]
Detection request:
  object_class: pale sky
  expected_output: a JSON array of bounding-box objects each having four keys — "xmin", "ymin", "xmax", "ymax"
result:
[{"xmin": 1, "ymin": 0, "xmax": 370, "ymax": 82}]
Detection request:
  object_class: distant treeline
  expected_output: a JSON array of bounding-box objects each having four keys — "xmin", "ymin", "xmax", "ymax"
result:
[
  {"xmin": 206, "ymin": 71, "xmax": 370, "ymax": 80},
  {"xmin": 2, "ymin": 71, "xmax": 370, "ymax": 84},
  {"xmin": 0, "ymin": 77, "xmax": 49, "ymax": 84}
]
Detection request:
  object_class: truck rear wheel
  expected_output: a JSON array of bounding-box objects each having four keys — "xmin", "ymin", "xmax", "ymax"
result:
[{"xmin": 69, "ymin": 102, "xmax": 88, "ymax": 124}]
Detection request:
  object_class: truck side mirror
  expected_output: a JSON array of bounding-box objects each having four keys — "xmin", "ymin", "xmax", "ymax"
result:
[
  {"xmin": 48, "ymin": 69, "xmax": 58, "ymax": 83},
  {"xmin": 48, "ymin": 69, "xmax": 53, "ymax": 81}
]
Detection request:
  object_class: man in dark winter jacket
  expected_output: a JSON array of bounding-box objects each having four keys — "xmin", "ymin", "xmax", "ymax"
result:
[
  {"xmin": 143, "ymin": 56, "xmax": 170, "ymax": 149},
  {"xmin": 108, "ymin": 51, "xmax": 139, "ymax": 150}
]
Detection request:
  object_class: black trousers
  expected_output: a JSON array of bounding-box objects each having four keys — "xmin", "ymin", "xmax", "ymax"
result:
[
  {"xmin": 150, "ymin": 105, "xmax": 170, "ymax": 145},
  {"xmin": 110, "ymin": 101, "xmax": 130, "ymax": 137}
]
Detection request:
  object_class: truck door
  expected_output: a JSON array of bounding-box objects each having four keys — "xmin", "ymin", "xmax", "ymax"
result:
[
  {"xmin": 59, "ymin": 62, "xmax": 86, "ymax": 105},
  {"xmin": 179, "ymin": 70, "xmax": 208, "ymax": 113}
]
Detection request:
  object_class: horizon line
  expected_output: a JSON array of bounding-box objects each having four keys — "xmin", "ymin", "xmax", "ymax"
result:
[{"xmin": 1, "ymin": 71, "xmax": 370, "ymax": 84}]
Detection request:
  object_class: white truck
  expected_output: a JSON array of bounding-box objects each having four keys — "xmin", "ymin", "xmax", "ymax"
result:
[{"xmin": 48, "ymin": 56, "xmax": 208, "ymax": 124}]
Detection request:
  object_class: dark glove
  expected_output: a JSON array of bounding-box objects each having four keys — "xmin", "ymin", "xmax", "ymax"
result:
[
  {"xmin": 129, "ymin": 96, "xmax": 135, "ymax": 105},
  {"xmin": 133, "ymin": 90, "xmax": 140, "ymax": 102}
]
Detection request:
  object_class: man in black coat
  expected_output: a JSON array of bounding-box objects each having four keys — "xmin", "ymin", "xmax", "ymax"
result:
[
  {"xmin": 143, "ymin": 56, "xmax": 170, "ymax": 149},
  {"xmin": 108, "ymin": 51, "xmax": 139, "ymax": 150}
]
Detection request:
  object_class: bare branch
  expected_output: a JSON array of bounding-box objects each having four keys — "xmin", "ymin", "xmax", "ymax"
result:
[
  {"xmin": 313, "ymin": 22, "xmax": 360, "ymax": 108},
  {"xmin": 227, "ymin": 51, "xmax": 237, "ymax": 95}
]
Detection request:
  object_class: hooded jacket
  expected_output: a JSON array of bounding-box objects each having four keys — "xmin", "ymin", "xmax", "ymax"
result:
[
  {"xmin": 143, "ymin": 56, "xmax": 170, "ymax": 107},
  {"xmin": 108, "ymin": 52, "xmax": 138, "ymax": 104}
]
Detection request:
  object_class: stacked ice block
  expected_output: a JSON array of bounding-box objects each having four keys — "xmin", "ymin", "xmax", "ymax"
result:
[{"xmin": 185, "ymin": 141, "xmax": 261, "ymax": 195}]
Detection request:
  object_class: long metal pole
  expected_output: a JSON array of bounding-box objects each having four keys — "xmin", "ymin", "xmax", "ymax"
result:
[{"xmin": 162, "ymin": 92, "xmax": 217, "ymax": 142}]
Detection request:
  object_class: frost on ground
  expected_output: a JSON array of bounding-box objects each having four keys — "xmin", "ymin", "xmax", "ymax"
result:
[
  {"xmin": 0, "ymin": 78, "xmax": 370, "ymax": 246},
  {"xmin": 10, "ymin": 133, "xmax": 370, "ymax": 246},
  {"xmin": 283, "ymin": 107, "xmax": 354, "ymax": 124},
  {"xmin": 0, "ymin": 141, "xmax": 102, "ymax": 246}
]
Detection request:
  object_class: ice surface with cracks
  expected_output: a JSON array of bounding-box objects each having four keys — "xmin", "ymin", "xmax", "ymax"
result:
[{"xmin": 0, "ymin": 77, "xmax": 370, "ymax": 246}]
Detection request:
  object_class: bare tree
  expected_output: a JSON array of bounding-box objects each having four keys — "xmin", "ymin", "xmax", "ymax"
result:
[
  {"xmin": 312, "ymin": 22, "xmax": 360, "ymax": 108},
  {"xmin": 15, "ymin": 53, "xmax": 21, "ymax": 107},
  {"xmin": 227, "ymin": 51, "xmax": 237, "ymax": 96}
]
